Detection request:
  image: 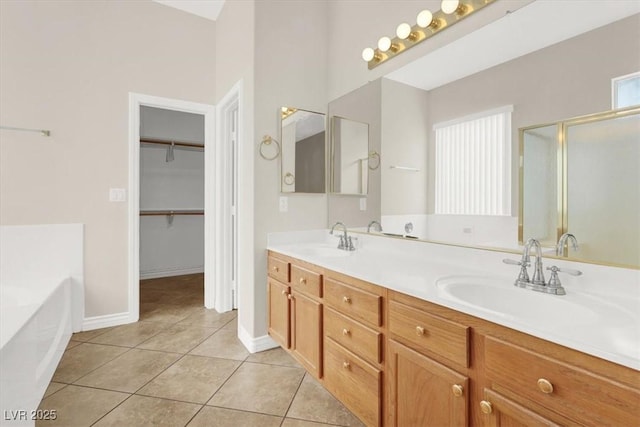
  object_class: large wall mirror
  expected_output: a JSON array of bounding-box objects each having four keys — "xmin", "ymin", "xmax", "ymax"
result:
[
  {"xmin": 326, "ymin": 4, "xmax": 640, "ymax": 268},
  {"xmin": 330, "ymin": 116, "xmax": 369, "ymax": 195},
  {"xmin": 281, "ymin": 107, "xmax": 326, "ymax": 193},
  {"xmin": 521, "ymin": 107, "xmax": 640, "ymax": 268}
]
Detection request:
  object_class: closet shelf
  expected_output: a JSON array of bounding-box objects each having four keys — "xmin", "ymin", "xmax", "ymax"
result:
[
  {"xmin": 140, "ymin": 137, "xmax": 204, "ymax": 149},
  {"xmin": 140, "ymin": 209, "xmax": 204, "ymax": 216}
]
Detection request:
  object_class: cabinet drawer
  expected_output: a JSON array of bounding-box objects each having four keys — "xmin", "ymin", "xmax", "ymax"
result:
[
  {"xmin": 324, "ymin": 278, "xmax": 382, "ymax": 327},
  {"xmin": 325, "ymin": 307, "xmax": 382, "ymax": 365},
  {"xmin": 324, "ymin": 338, "xmax": 381, "ymax": 427},
  {"xmin": 268, "ymin": 256, "xmax": 289, "ymax": 283},
  {"xmin": 290, "ymin": 264, "xmax": 322, "ymax": 298},
  {"xmin": 485, "ymin": 336, "xmax": 640, "ymax": 426},
  {"xmin": 388, "ymin": 300, "xmax": 469, "ymax": 368}
]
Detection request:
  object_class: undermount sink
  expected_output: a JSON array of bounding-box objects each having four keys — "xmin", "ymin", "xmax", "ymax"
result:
[{"xmin": 435, "ymin": 276, "xmax": 600, "ymax": 325}]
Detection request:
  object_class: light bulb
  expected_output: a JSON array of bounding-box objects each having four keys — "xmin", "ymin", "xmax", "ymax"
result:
[
  {"xmin": 378, "ymin": 36, "xmax": 392, "ymax": 52},
  {"xmin": 416, "ymin": 9, "xmax": 433, "ymax": 28},
  {"xmin": 362, "ymin": 47, "xmax": 375, "ymax": 62},
  {"xmin": 441, "ymin": 0, "xmax": 460, "ymax": 14},
  {"xmin": 396, "ymin": 22, "xmax": 412, "ymax": 39}
]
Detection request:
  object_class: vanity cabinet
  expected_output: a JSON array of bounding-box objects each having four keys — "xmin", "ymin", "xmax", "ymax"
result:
[
  {"xmin": 387, "ymin": 339, "xmax": 469, "ymax": 426},
  {"xmin": 267, "ymin": 253, "xmax": 323, "ymax": 379},
  {"xmin": 266, "ymin": 251, "xmax": 640, "ymax": 427},
  {"xmin": 322, "ymin": 276, "xmax": 385, "ymax": 426}
]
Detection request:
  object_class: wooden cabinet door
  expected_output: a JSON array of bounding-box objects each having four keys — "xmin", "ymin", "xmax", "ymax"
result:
[
  {"xmin": 387, "ymin": 339, "xmax": 468, "ymax": 427},
  {"xmin": 268, "ymin": 279, "xmax": 290, "ymax": 348},
  {"xmin": 480, "ymin": 389, "xmax": 561, "ymax": 427},
  {"xmin": 290, "ymin": 290, "xmax": 322, "ymax": 378}
]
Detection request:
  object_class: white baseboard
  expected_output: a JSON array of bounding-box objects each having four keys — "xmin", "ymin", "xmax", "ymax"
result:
[
  {"xmin": 140, "ymin": 266, "xmax": 204, "ymax": 280},
  {"xmin": 82, "ymin": 311, "xmax": 131, "ymax": 331},
  {"xmin": 238, "ymin": 324, "xmax": 278, "ymax": 353}
]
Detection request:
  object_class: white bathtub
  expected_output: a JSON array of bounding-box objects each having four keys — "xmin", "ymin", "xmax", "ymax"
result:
[{"xmin": 0, "ymin": 224, "xmax": 84, "ymax": 426}]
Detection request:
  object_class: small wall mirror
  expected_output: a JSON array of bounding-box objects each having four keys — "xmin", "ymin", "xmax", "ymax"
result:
[
  {"xmin": 280, "ymin": 107, "xmax": 326, "ymax": 193},
  {"xmin": 331, "ymin": 116, "xmax": 369, "ymax": 195}
]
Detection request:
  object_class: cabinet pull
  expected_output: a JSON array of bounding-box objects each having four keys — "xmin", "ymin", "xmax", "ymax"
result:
[
  {"xmin": 452, "ymin": 384, "xmax": 463, "ymax": 397},
  {"xmin": 342, "ymin": 296, "xmax": 351, "ymax": 304},
  {"xmin": 416, "ymin": 326, "xmax": 425, "ymax": 336},
  {"xmin": 281, "ymin": 290, "xmax": 287, "ymax": 295},
  {"xmin": 480, "ymin": 400, "xmax": 493, "ymax": 414},
  {"xmin": 342, "ymin": 361, "xmax": 350, "ymax": 369},
  {"xmin": 299, "ymin": 277, "xmax": 306, "ymax": 284},
  {"xmin": 342, "ymin": 328, "xmax": 350, "ymax": 336},
  {"xmin": 287, "ymin": 294, "xmax": 293, "ymax": 300},
  {"xmin": 537, "ymin": 378, "xmax": 554, "ymax": 394},
  {"xmin": 273, "ymin": 266, "xmax": 279, "ymax": 272}
]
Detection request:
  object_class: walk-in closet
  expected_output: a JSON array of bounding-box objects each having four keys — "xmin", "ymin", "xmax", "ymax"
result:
[{"xmin": 138, "ymin": 106, "xmax": 205, "ymax": 318}]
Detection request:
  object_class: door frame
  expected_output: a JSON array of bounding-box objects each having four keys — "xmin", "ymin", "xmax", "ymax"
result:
[{"xmin": 127, "ymin": 93, "xmax": 216, "ymax": 322}]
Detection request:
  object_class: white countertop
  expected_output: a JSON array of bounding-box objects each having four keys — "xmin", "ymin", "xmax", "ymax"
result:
[{"xmin": 267, "ymin": 229, "xmax": 640, "ymax": 371}]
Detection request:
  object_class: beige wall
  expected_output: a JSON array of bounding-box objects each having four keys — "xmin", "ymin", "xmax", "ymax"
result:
[
  {"xmin": 252, "ymin": 0, "xmax": 329, "ymax": 337},
  {"xmin": 381, "ymin": 79, "xmax": 429, "ymax": 215},
  {"xmin": 0, "ymin": 1, "xmax": 216, "ymax": 317}
]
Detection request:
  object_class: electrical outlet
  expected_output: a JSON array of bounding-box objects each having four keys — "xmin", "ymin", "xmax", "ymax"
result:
[
  {"xmin": 359, "ymin": 198, "xmax": 367, "ymax": 211},
  {"xmin": 109, "ymin": 188, "xmax": 127, "ymax": 202},
  {"xmin": 463, "ymin": 227, "xmax": 473, "ymax": 234},
  {"xmin": 279, "ymin": 196, "xmax": 288, "ymax": 212}
]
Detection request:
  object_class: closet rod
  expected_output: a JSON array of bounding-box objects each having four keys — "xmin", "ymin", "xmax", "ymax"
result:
[
  {"xmin": 140, "ymin": 137, "xmax": 204, "ymax": 149},
  {"xmin": 140, "ymin": 210, "xmax": 204, "ymax": 216}
]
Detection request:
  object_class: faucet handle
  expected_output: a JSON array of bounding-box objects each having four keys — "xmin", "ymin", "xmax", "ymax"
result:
[
  {"xmin": 337, "ymin": 235, "xmax": 345, "ymax": 250},
  {"xmin": 347, "ymin": 236, "xmax": 356, "ymax": 251},
  {"xmin": 503, "ymin": 258, "xmax": 527, "ymax": 267},
  {"xmin": 546, "ymin": 266, "xmax": 582, "ymax": 276}
]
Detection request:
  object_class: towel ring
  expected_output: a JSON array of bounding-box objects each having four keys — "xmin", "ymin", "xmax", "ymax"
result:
[
  {"xmin": 368, "ymin": 150, "xmax": 381, "ymax": 170},
  {"xmin": 259, "ymin": 135, "xmax": 280, "ymax": 160},
  {"xmin": 283, "ymin": 172, "xmax": 295, "ymax": 185}
]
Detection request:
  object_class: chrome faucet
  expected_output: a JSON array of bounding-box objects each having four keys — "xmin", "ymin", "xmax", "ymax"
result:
[
  {"xmin": 556, "ymin": 233, "xmax": 579, "ymax": 256},
  {"xmin": 330, "ymin": 222, "xmax": 355, "ymax": 251},
  {"xmin": 503, "ymin": 237, "xmax": 582, "ymax": 295},
  {"xmin": 367, "ymin": 220, "xmax": 382, "ymax": 233},
  {"xmin": 524, "ymin": 238, "xmax": 546, "ymax": 286}
]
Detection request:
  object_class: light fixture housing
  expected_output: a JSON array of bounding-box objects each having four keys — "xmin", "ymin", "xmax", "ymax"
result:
[{"xmin": 363, "ymin": 0, "xmax": 494, "ymax": 70}]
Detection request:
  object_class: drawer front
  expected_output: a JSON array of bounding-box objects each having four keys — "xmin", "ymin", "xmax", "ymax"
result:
[
  {"xmin": 388, "ymin": 300, "xmax": 469, "ymax": 368},
  {"xmin": 290, "ymin": 264, "xmax": 322, "ymax": 298},
  {"xmin": 485, "ymin": 336, "xmax": 640, "ymax": 426},
  {"xmin": 324, "ymin": 278, "xmax": 382, "ymax": 327},
  {"xmin": 268, "ymin": 256, "xmax": 289, "ymax": 283},
  {"xmin": 324, "ymin": 338, "xmax": 381, "ymax": 427},
  {"xmin": 325, "ymin": 307, "xmax": 382, "ymax": 365}
]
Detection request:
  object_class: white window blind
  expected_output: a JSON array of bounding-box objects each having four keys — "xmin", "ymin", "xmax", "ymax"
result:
[{"xmin": 434, "ymin": 106, "xmax": 512, "ymax": 216}]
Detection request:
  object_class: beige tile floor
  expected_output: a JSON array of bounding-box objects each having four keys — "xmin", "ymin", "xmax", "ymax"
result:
[{"xmin": 37, "ymin": 274, "xmax": 365, "ymax": 427}]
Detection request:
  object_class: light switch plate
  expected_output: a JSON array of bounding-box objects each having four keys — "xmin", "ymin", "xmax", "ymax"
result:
[
  {"xmin": 109, "ymin": 188, "xmax": 127, "ymax": 202},
  {"xmin": 359, "ymin": 198, "xmax": 366, "ymax": 211},
  {"xmin": 279, "ymin": 196, "xmax": 288, "ymax": 212}
]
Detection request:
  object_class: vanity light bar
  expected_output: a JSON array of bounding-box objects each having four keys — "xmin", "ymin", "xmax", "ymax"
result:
[{"xmin": 363, "ymin": 0, "xmax": 497, "ymax": 70}]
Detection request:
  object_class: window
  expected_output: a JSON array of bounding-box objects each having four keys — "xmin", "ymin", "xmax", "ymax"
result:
[
  {"xmin": 612, "ymin": 72, "xmax": 640, "ymax": 109},
  {"xmin": 434, "ymin": 106, "xmax": 512, "ymax": 216}
]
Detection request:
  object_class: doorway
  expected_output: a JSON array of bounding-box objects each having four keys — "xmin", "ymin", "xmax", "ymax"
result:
[{"xmin": 128, "ymin": 93, "xmax": 236, "ymax": 323}]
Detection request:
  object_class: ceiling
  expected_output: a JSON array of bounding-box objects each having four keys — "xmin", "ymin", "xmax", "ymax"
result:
[
  {"xmin": 152, "ymin": 0, "xmax": 225, "ymax": 21},
  {"xmin": 386, "ymin": 0, "xmax": 640, "ymax": 91}
]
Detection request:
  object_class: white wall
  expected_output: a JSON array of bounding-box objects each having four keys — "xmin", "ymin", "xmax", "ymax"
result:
[{"xmin": 0, "ymin": 1, "xmax": 216, "ymax": 318}]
